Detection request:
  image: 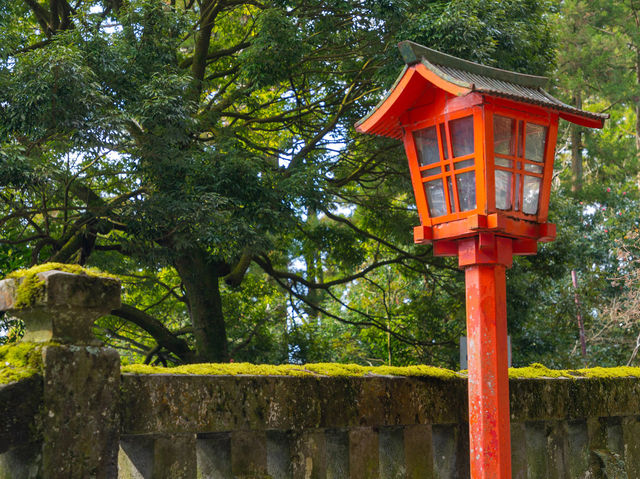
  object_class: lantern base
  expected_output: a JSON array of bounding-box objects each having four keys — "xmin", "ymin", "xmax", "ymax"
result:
[{"xmin": 413, "ymin": 213, "xmax": 555, "ymax": 246}]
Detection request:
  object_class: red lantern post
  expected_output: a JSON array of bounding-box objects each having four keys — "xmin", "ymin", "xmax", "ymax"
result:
[{"xmin": 355, "ymin": 42, "xmax": 606, "ymax": 478}]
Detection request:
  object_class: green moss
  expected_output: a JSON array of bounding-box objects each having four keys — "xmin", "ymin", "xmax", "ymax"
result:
[
  {"xmin": 508, "ymin": 363, "xmax": 640, "ymax": 379},
  {"xmin": 5, "ymin": 262, "xmax": 116, "ymax": 309},
  {"xmin": 122, "ymin": 362, "xmax": 462, "ymax": 379},
  {"xmin": 577, "ymin": 366, "xmax": 640, "ymax": 378},
  {"xmin": 509, "ymin": 363, "xmax": 570, "ymax": 379},
  {"xmin": 12, "ymin": 273, "xmax": 45, "ymax": 309},
  {"xmin": 122, "ymin": 361, "xmax": 640, "ymax": 380},
  {"xmin": 0, "ymin": 342, "xmax": 43, "ymax": 384}
]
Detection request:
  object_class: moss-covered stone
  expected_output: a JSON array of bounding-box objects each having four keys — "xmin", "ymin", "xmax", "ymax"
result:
[
  {"xmin": 1, "ymin": 268, "xmax": 121, "ymax": 343},
  {"xmin": 509, "ymin": 363, "xmax": 640, "ymax": 379},
  {"xmin": 5, "ymin": 263, "xmax": 116, "ymax": 309},
  {"xmin": 12, "ymin": 273, "xmax": 45, "ymax": 309},
  {"xmin": 121, "ymin": 362, "xmax": 463, "ymax": 379},
  {"xmin": 122, "ymin": 361, "xmax": 640, "ymax": 381},
  {"xmin": 0, "ymin": 342, "xmax": 44, "ymax": 385}
]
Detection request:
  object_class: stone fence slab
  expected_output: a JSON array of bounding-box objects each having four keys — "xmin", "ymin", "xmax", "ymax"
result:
[{"xmin": 120, "ymin": 374, "xmax": 640, "ymax": 435}]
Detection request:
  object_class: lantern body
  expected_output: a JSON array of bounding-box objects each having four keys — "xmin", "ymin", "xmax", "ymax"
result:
[
  {"xmin": 402, "ymin": 94, "xmax": 559, "ymax": 235},
  {"xmin": 356, "ymin": 42, "xmax": 606, "ymax": 248}
]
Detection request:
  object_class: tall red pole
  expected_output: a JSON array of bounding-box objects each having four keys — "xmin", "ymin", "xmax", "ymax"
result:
[{"xmin": 458, "ymin": 233, "xmax": 513, "ymax": 479}]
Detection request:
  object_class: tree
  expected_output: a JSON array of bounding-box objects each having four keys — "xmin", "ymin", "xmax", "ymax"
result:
[
  {"xmin": 553, "ymin": 0, "xmax": 640, "ymax": 194},
  {"xmin": 0, "ymin": 0, "xmax": 559, "ymax": 365}
]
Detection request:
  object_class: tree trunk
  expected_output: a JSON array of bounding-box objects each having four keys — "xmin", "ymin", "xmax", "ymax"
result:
[
  {"xmin": 304, "ymin": 209, "xmax": 324, "ymax": 320},
  {"xmin": 174, "ymin": 248, "xmax": 229, "ymax": 362},
  {"xmin": 571, "ymin": 92, "xmax": 583, "ymax": 193},
  {"xmin": 635, "ymin": 51, "xmax": 640, "ymax": 189}
]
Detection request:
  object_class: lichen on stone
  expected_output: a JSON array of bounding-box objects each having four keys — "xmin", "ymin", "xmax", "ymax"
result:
[
  {"xmin": 577, "ymin": 366, "xmax": 640, "ymax": 378},
  {"xmin": 5, "ymin": 262, "xmax": 116, "ymax": 309},
  {"xmin": 121, "ymin": 360, "xmax": 640, "ymax": 381},
  {"xmin": 0, "ymin": 341, "xmax": 43, "ymax": 384},
  {"xmin": 508, "ymin": 363, "xmax": 570, "ymax": 379},
  {"xmin": 121, "ymin": 362, "xmax": 463, "ymax": 379},
  {"xmin": 509, "ymin": 363, "xmax": 640, "ymax": 379}
]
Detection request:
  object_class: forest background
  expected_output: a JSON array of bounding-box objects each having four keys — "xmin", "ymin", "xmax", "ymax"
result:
[{"xmin": 1, "ymin": 0, "xmax": 639, "ymax": 370}]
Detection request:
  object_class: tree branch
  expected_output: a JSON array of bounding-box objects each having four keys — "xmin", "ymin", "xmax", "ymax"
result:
[
  {"xmin": 111, "ymin": 304, "xmax": 196, "ymax": 363},
  {"xmin": 254, "ymin": 253, "xmax": 408, "ymax": 290},
  {"xmin": 180, "ymin": 41, "xmax": 250, "ymax": 69}
]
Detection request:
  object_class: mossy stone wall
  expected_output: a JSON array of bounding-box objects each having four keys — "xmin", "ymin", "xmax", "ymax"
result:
[
  {"xmin": 2, "ymin": 269, "xmax": 640, "ymax": 478},
  {"xmin": 3, "ymin": 365, "xmax": 640, "ymax": 477},
  {"xmin": 113, "ymin": 373, "xmax": 640, "ymax": 478}
]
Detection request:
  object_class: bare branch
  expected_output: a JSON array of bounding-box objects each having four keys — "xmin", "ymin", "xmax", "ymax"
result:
[{"xmin": 111, "ymin": 304, "xmax": 196, "ymax": 363}]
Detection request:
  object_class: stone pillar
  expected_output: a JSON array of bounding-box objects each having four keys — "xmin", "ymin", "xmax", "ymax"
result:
[{"xmin": 0, "ymin": 269, "xmax": 121, "ymax": 479}]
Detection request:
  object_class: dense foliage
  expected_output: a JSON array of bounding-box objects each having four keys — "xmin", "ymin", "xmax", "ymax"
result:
[{"xmin": 0, "ymin": 0, "xmax": 637, "ymax": 369}]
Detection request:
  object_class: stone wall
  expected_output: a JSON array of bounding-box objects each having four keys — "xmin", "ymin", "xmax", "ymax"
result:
[
  {"xmin": 1, "ymin": 270, "xmax": 640, "ymax": 478},
  {"xmin": 115, "ymin": 374, "xmax": 640, "ymax": 478}
]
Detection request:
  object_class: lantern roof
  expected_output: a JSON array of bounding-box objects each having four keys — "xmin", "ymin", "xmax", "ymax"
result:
[{"xmin": 356, "ymin": 41, "xmax": 608, "ymax": 138}]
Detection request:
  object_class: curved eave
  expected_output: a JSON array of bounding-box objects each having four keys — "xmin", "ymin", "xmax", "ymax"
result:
[
  {"xmin": 355, "ymin": 59, "xmax": 608, "ymax": 139},
  {"xmin": 354, "ymin": 64, "xmax": 472, "ymax": 139},
  {"xmin": 480, "ymin": 89, "xmax": 607, "ymax": 129},
  {"xmin": 559, "ymin": 112, "xmax": 605, "ymax": 129}
]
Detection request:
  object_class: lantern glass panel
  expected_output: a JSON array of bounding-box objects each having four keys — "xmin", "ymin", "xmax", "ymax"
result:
[
  {"xmin": 414, "ymin": 126, "xmax": 440, "ymax": 166},
  {"xmin": 425, "ymin": 180, "xmax": 447, "ymax": 217},
  {"xmin": 495, "ymin": 158, "xmax": 512, "ymax": 168},
  {"xmin": 449, "ymin": 116, "xmax": 474, "ymax": 157},
  {"xmin": 424, "ymin": 166, "xmax": 440, "ymax": 177},
  {"xmin": 455, "ymin": 159, "xmax": 474, "ymax": 170},
  {"xmin": 494, "ymin": 116, "xmax": 516, "ymax": 156},
  {"xmin": 522, "ymin": 175, "xmax": 541, "ymax": 214},
  {"xmin": 524, "ymin": 163, "xmax": 543, "ymax": 173},
  {"xmin": 495, "ymin": 170, "xmax": 512, "ymax": 210},
  {"xmin": 525, "ymin": 123, "xmax": 547, "ymax": 162},
  {"xmin": 456, "ymin": 171, "xmax": 476, "ymax": 211}
]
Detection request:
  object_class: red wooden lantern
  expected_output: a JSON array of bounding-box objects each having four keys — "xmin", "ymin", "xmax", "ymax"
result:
[
  {"xmin": 356, "ymin": 41, "xmax": 605, "ymax": 256},
  {"xmin": 356, "ymin": 41, "xmax": 607, "ymax": 479}
]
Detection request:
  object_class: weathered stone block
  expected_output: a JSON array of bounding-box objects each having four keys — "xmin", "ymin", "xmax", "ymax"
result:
[
  {"xmin": 546, "ymin": 421, "xmax": 568, "ymax": 479},
  {"xmin": 510, "ymin": 379, "xmax": 570, "ymax": 422},
  {"xmin": 622, "ymin": 417, "xmax": 640, "ymax": 478},
  {"xmin": 314, "ymin": 378, "xmax": 360, "ymax": 429},
  {"xmin": 42, "ymin": 344, "xmax": 120, "ymax": 478},
  {"xmin": 0, "ymin": 375, "xmax": 42, "ymax": 454},
  {"xmin": 566, "ymin": 420, "xmax": 590, "ymax": 478},
  {"xmin": 196, "ymin": 432, "xmax": 232, "ymax": 478},
  {"xmin": 525, "ymin": 421, "xmax": 548, "ymax": 478},
  {"xmin": 291, "ymin": 430, "xmax": 326, "ymax": 479},
  {"xmin": 510, "ymin": 422, "xmax": 527, "ymax": 479},
  {"xmin": 0, "ymin": 442, "xmax": 41, "ymax": 479},
  {"xmin": 379, "ymin": 426, "xmax": 406, "ymax": 478},
  {"xmin": 404, "ymin": 424, "xmax": 434, "ymax": 479},
  {"xmin": 587, "ymin": 416, "xmax": 607, "ymax": 477},
  {"xmin": 432, "ymin": 423, "xmax": 470, "ymax": 479},
  {"xmin": 119, "ymin": 435, "xmax": 154, "ymax": 479},
  {"xmin": 154, "ymin": 435, "xmax": 197, "ymax": 479},
  {"xmin": 349, "ymin": 427, "xmax": 378, "ymax": 479},
  {"xmin": 0, "ymin": 271, "xmax": 120, "ymax": 343},
  {"xmin": 231, "ymin": 430, "xmax": 268, "ymax": 477},
  {"xmin": 598, "ymin": 417, "xmax": 628, "ymax": 478},
  {"xmin": 267, "ymin": 430, "xmax": 292, "ymax": 478},
  {"xmin": 325, "ymin": 429, "xmax": 349, "ymax": 479}
]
